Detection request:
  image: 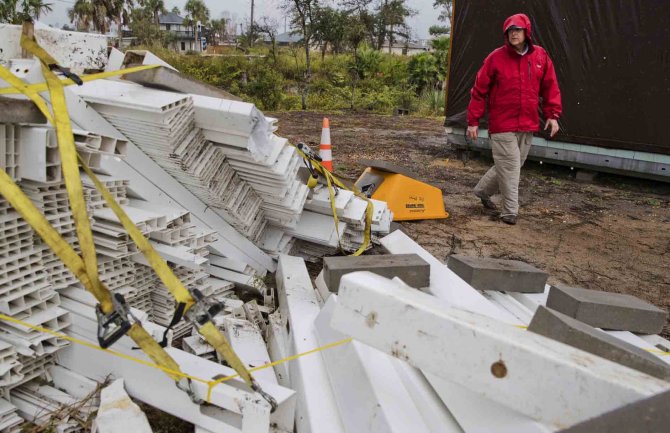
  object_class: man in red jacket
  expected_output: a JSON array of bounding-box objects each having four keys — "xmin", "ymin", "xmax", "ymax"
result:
[{"xmin": 467, "ymin": 13, "xmax": 562, "ymax": 225}]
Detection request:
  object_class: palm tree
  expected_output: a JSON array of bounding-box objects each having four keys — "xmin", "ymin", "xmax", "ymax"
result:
[
  {"xmin": 184, "ymin": 0, "xmax": 209, "ymax": 51},
  {"xmin": 67, "ymin": 0, "xmax": 110, "ymax": 33},
  {"xmin": 68, "ymin": 0, "xmax": 90, "ymax": 31},
  {"xmin": 0, "ymin": 0, "xmax": 53, "ymax": 23},
  {"xmin": 0, "ymin": 0, "xmax": 19, "ymax": 23},
  {"xmin": 107, "ymin": 0, "xmax": 134, "ymax": 46},
  {"xmin": 20, "ymin": 0, "xmax": 53, "ymax": 20},
  {"xmin": 210, "ymin": 18, "xmax": 228, "ymax": 45},
  {"xmin": 141, "ymin": 0, "xmax": 165, "ymax": 25},
  {"xmin": 184, "ymin": 0, "xmax": 209, "ymax": 24}
]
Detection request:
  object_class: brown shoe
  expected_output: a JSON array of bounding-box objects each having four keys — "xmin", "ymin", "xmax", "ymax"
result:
[
  {"xmin": 476, "ymin": 194, "xmax": 497, "ymax": 210},
  {"xmin": 501, "ymin": 214, "xmax": 517, "ymax": 225}
]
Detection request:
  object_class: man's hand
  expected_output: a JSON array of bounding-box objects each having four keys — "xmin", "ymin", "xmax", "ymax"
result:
[
  {"xmin": 467, "ymin": 125, "xmax": 478, "ymax": 140},
  {"xmin": 544, "ymin": 119, "xmax": 559, "ymax": 138}
]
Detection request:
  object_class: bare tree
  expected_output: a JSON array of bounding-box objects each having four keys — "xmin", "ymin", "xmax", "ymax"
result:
[
  {"xmin": 283, "ymin": 0, "xmax": 318, "ymax": 110},
  {"xmin": 254, "ymin": 16, "xmax": 279, "ymax": 61}
]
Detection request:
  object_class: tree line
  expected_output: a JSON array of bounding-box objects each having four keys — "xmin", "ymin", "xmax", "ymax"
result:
[
  {"xmin": 0, "ymin": 0, "xmax": 453, "ymax": 113},
  {"xmin": 0, "ymin": 1, "xmax": 452, "ymax": 52}
]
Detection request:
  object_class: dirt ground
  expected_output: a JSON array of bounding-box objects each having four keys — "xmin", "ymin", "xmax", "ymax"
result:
[{"xmin": 271, "ymin": 110, "xmax": 670, "ymax": 339}]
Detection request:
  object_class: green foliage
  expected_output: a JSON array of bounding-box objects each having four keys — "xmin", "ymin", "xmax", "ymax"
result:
[
  {"xmin": 243, "ymin": 61, "xmax": 285, "ymax": 110},
  {"xmin": 129, "ymin": 6, "xmax": 174, "ymax": 47},
  {"xmin": 184, "ymin": 0, "xmax": 209, "ymax": 24},
  {"xmin": 431, "ymin": 36, "xmax": 450, "ymax": 80},
  {"xmin": 66, "ymin": 0, "xmax": 133, "ymax": 33},
  {"xmin": 429, "ymin": 24, "xmax": 450, "ymax": 36},
  {"xmin": 312, "ymin": 6, "xmax": 348, "ymax": 55},
  {"xmin": 408, "ymin": 52, "xmax": 439, "ymax": 94},
  {"xmin": 141, "ymin": 43, "xmax": 450, "ymax": 116},
  {"xmin": 416, "ymin": 89, "xmax": 445, "ymax": 116},
  {"xmin": 1, "ymin": 0, "xmax": 53, "ymax": 23},
  {"xmin": 350, "ymin": 45, "xmax": 382, "ymax": 79}
]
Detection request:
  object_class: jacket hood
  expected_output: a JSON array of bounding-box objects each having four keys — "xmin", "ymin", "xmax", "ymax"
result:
[{"xmin": 503, "ymin": 13, "xmax": 533, "ymax": 45}]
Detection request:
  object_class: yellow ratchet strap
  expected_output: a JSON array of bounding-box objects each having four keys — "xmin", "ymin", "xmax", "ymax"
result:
[
  {"xmin": 19, "ymin": 24, "xmax": 261, "ymax": 394},
  {"xmin": 14, "ymin": 24, "xmax": 185, "ymax": 382},
  {"xmin": 79, "ymin": 160, "xmax": 259, "ymax": 391},
  {"xmin": 294, "ymin": 145, "xmax": 373, "ymax": 256},
  {"xmin": 16, "ymin": 24, "xmax": 266, "ymax": 401},
  {"xmin": 20, "ymin": 44, "xmax": 105, "ymax": 313},
  {"xmin": 0, "ymin": 64, "xmax": 160, "ymax": 96},
  {"xmin": 0, "ymin": 169, "xmax": 183, "ymax": 381}
]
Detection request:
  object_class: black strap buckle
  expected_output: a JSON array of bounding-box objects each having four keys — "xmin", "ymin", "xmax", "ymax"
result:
[
  {"xmin": 48, "ymin": 63, "xmax": 83, "ymax": 86},
  {"xmin": 96, "ymin": 293, "xmax": 133, "ymax": 349},
  {"xmin": 184, "ymin": 288, "xmax": 223, "ymax": 326},
  {"xmin": 177, "ymin": 377, "xmax": 204, "ymax": 405},
  {"xmin": 252, "ymin": 380, "xmax": 279, "ymax": 413},
  {"xmin": 296, "ymin": 142, "xmax": 322, "ymax": 162}
]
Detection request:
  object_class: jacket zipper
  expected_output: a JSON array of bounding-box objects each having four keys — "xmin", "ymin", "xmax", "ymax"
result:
[{"xmin": 518, "ymin": 58, "xmax": 523, "ymax": 131}]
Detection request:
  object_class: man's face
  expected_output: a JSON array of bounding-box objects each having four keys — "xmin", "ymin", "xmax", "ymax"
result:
[{"xmin": 507, "ymin": 28, "xmax": 526, "ymax": 48}]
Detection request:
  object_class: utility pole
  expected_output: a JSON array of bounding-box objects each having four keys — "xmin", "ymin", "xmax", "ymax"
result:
[{"xmin": 249, "ymin": 0, "xmax": 255, "ymax": 47}]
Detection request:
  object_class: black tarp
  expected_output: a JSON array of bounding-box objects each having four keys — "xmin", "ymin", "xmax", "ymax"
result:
[{"xmin": 445, "ymin": 0, "xmax": 670, "ymax": 155}]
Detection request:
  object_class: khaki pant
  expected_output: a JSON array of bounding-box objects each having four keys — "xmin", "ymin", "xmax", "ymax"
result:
[{"xmin": 474, "ymin": 132, "xmax": 533, "ymax": 216}]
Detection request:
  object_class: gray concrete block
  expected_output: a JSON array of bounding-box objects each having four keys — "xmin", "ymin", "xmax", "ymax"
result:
[
  {"xmin": 528, "ymin": 306, "xmax": 670, "ymax": 381},
  {"xmin": 546, "ymin": 285, "xmax": 668, "ymax": 334},
  {"xmin": 446, "ymin": 255, "xmax": 548, "ymax": 293},
  {"xmin": 558, "ymin": 389, "xmax": 670, "ymax": 433},
  {"xmin": 0, "ymin": 97, "xmax": 46, "ymax": 124},
  {"xmin": 323, "ymin": 254, "xmax": 430, "ymax": 292}
]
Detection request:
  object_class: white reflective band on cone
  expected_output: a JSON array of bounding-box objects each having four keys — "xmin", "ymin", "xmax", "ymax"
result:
[
  {"xmin": 320, "ymin": 149, "xmax": 333, "ymax": 160},
  {"xmin": 321, "ymin": 128, "xmax": 331, "ymax": 144}
]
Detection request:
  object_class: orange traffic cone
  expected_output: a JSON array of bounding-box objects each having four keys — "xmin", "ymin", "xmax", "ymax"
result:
[{"xmin": 319, "ymin": 117, "xmax": 333, "ymax": 172}]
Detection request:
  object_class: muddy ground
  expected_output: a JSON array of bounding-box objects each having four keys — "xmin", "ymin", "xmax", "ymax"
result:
[
  {"xmin": 271, "ymin": 110, "xmax": 670, "ymax": 339},
  {"xmin": 145, "ymin": 111, "xmax": 669, "ymax": 433}
]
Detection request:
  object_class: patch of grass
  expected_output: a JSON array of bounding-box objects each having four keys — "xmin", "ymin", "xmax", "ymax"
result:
[
  {"xmin": 645, "ymin": 198, "xmax": 661, "ymax": 207},
  {"xmin": 141, "ymin": 404, "xmax": 193, "ymax": 433},
  {"xmin": 550, "ymin": 178, "xmax": 562, "ymax": 186}
]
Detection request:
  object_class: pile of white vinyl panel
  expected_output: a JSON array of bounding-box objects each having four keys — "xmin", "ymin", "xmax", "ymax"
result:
[
  {"xmin": 0, "ymin": 121, "xmax": 118, "ymax": 432},
  {"xmin": 0, "ymin": 117, "xmax": 289, "ymax": 430},
  {"xmin": 287, "ymin": 184, "xmax": 393, "ymax": 261},
  {"xmin": 75, "ymin": 80, "xmax": 269, "ymax": 244},
  {"xmin": 273, "ymin": 233, "xmax": 670, "ymax": 433},
  {"xmin": 0, "ymin": 24, "xmax": 395, "ymax": 432},
  {"xmin": 2, "ymin": 24, "xmax": 670, "ymax": 433}
]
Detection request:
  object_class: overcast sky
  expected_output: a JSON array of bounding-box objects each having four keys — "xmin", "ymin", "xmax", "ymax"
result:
[{"xmin": 42, "ymin": 0, "xmax": 445, "ymax": 39}]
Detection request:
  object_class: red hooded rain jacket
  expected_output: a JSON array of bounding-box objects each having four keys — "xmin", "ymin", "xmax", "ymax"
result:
[{"xmin": 467, "ymin": 14, "xmax": 562, "ymax": 134}]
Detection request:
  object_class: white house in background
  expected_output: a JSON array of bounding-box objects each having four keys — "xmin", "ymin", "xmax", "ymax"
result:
[
  {"xmin": 381, "ymin": 40, "xmax": 430, "ymax": 56},
  {"xmin": 159, "ymin": 12, "xmax": 199, "ymax": 52}
]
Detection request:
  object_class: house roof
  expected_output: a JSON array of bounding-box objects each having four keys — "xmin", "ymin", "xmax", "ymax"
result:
[
  {"xmin": 159, "ymin": 12, "xmax": 184, "ymax": 25},
  {"xmin": 382, "ymin": 40, "xmax": 429, "ymax": 50},
  {"xmin": 274, "ymin": 32, "xmax": 303, "ymax": 44},
  {"xmin": 405, "ymin": 41, "xmax": 429, "ymax": 50}
]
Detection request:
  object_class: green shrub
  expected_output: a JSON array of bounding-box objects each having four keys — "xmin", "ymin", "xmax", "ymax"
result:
[
  {"xmin": 127, "ymin": 45, "xmax": 449, "ymax": 115},
  {"xmin": 416, "ymin": 89, "xmax": 445, "ymax": 116},
  {"xmin": 408, "ymin": 52, "xmax": 440, "ymax": 94}
]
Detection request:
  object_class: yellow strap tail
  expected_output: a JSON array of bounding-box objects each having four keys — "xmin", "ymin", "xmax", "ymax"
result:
[{"xmin": 294, "ymin": 145, "xmax": 373, "ymax": 256}]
